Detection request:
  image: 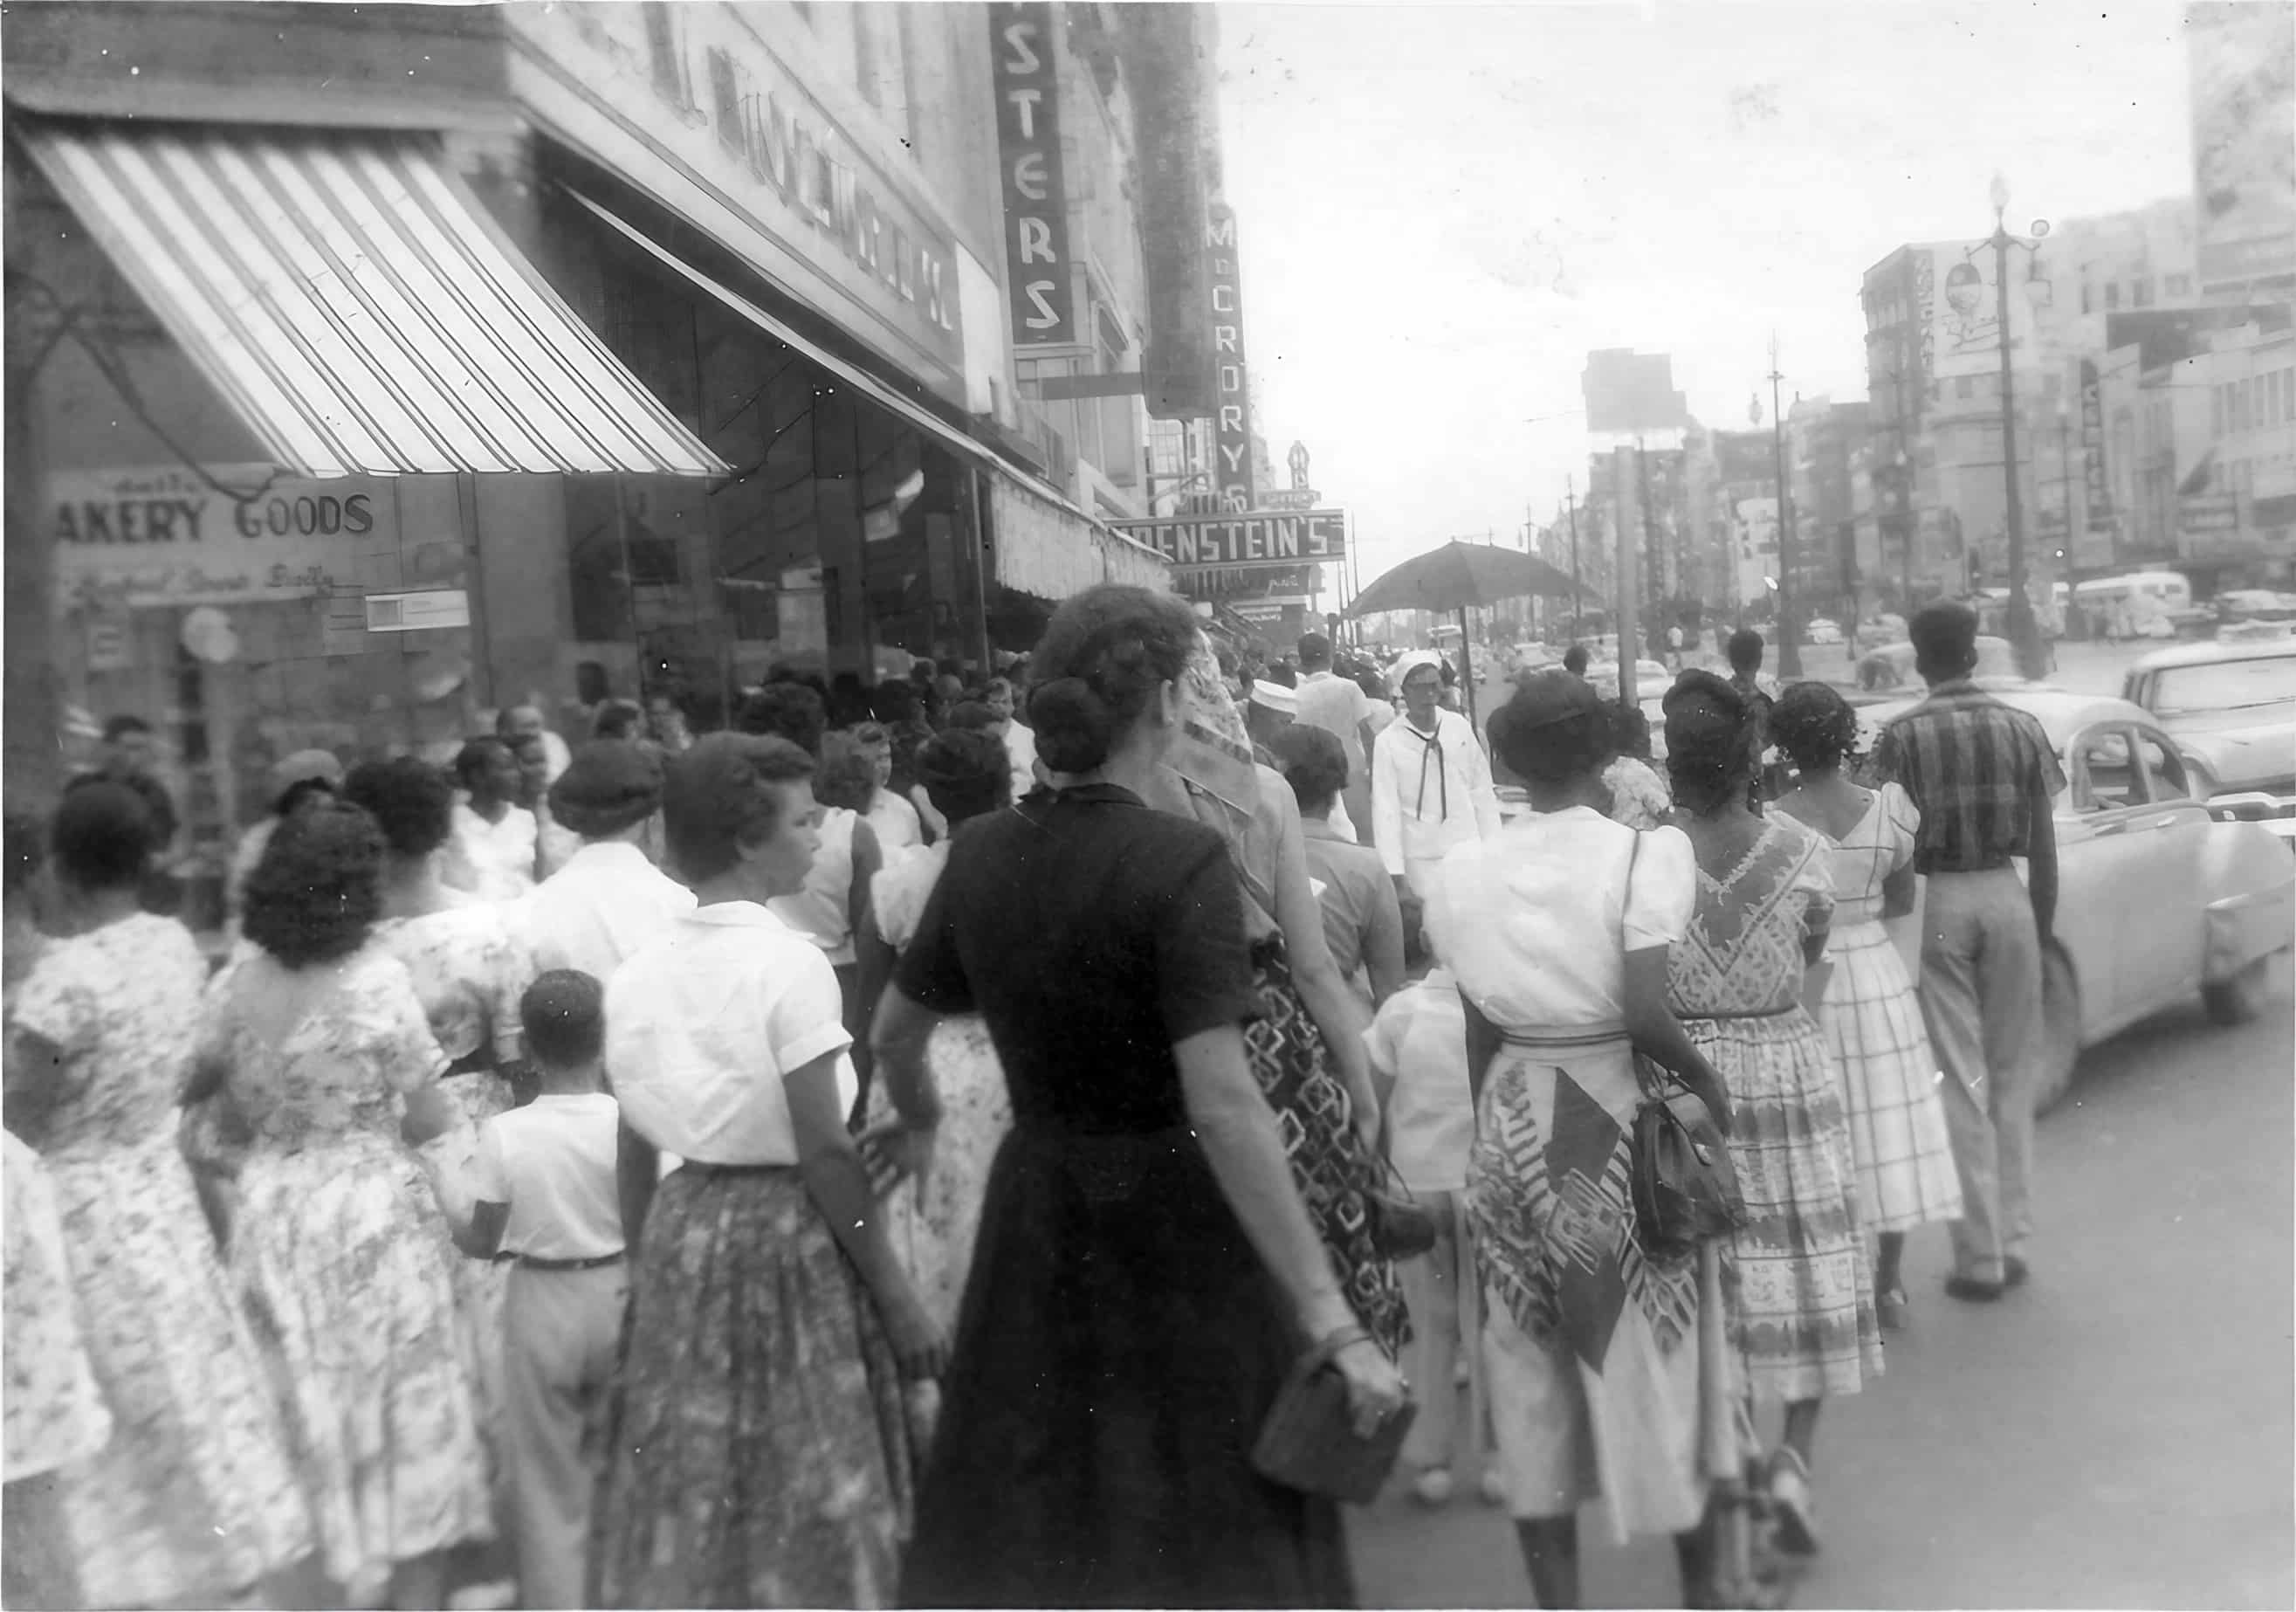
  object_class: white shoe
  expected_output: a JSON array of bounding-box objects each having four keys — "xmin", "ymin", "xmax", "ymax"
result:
[
  {"xmin": 1479, "ymin": 1468, "xmax": 1509, "ymax": 1507},
  {"xmin": 1409, "ymin": 1467, "xmax": 1455, "ymax": 1505}
]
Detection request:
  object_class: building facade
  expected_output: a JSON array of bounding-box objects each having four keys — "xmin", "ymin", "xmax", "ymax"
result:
[{"xmin": 4, "ymin": 0, "xmax": 1208, "ymax": 922}]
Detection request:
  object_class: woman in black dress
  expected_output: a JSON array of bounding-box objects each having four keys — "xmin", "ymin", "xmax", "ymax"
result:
[{"xmin": 870, "ymin": 585, "xmax": 1406, "ymax": 1609}]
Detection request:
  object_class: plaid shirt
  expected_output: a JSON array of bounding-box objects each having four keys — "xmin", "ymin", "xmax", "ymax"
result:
[{"xmin": 1872, "ymin": 680, "xmax": 2066, "ymax": 874}]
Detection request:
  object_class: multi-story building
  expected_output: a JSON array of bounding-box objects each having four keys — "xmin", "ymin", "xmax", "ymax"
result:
[
  {"xmin": 1787, "ymin": 396, "xmax": 1871, "ymax": 619},
  {"xmin": 3, "ymin": 0, "xmax": 1208, "ymax": 913}
]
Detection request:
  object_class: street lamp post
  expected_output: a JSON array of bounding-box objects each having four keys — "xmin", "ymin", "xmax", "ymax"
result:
[
  {"xmin": 1983, "ymin": 173, "xmax": 2052, "ymax": 680},
  {"xmin": 1768, "ymin": 337, "xmax": 1804, "ymax": 677}
]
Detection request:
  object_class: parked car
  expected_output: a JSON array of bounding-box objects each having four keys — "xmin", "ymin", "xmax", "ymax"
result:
[
  {"xmin": 1804, "ymin": 617, "xmax": 1845, "ymax": 646},
  {"xmin": 2120, "ymin": 637, "xmax": 2296, "ymax": 799},
  {"xmin": 1854, "ymin": 635, "xmax": 2023, "ymax": 692},
  {"xmin": 1854, "ymin": 687, "xmax": 2294, "ymax": 1111},
  {"xmin": 1589, "ymin": 658, "xmax": 1674, "ymax": 703},
  {"xmin": 1854, "ymin": 613, "xmax": 1908, "ymax": 651},
  {"xmin": 1512, "ymin": 641, "xmax": 1561, "ymax": 673}
]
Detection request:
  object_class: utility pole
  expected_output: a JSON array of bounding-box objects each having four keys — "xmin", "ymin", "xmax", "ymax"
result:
[
  {"xmin": 1564, "ymin": 476, "xmax": 1583, "ymax": 639},
  {"xmin": 1769, "ymin": 336, "xmax": 1804, "ymax": 677},
  {"xmin": 1612, "ymin": 447, "xmax": 1640, "ymax": 720},
  {"xmin": 1988, "ymin": 173, "xmax": 2047, "ymax": 679},
  {"xmin": 1636, "ymin": 437, "xmax": 1665, "ymax": 664}
]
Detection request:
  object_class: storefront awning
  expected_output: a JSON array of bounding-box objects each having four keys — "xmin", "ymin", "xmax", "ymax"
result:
[{"xmin": 20, "ymin": 122, "xmax": 726, "ymax": 479}]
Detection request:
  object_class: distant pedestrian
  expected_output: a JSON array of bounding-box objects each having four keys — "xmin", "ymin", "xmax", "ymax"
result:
[
  {"xmin": 1270, "ymin": 724, "xmax": 1405, "ymax": 1016},
  {"xmin": 1667, "ymin": 623, "xmax": 1686, "ymax": 671},
  {"xmin": 454, "ymin": 970, "xmax": 626, "ymax": 1612},
  {"xmin": 1871, "ymin": 602, "xmax": 2061, "ymax": 1304},
  {"xmin": 1772, "ymin": 684, "xmax": 1962, "ymax": 1333},
  {"xmin": 523, "ymin": 741, "xmax": 694, "ymax": 985},
  {"xmin": 443, "ymin": 738, "xmax": 538, "ymax": 905},
  {"xmin": 1370, "ymin": 651, "xmax": 1502, "ymax": 939},
  {"xmin": 1295, "ymin": 631, "xmax": 1382, "ymax": 844}
]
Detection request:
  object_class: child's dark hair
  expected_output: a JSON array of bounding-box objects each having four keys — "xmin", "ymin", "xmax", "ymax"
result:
[{"xmin": 522, "ymin": 969, "xmax": 606, "ymax": 1070}]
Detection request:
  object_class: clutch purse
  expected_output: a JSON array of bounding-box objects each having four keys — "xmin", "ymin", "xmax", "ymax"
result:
[
  {"xmin": 1251, "ymin": 1330, "xmax": 1416, "ymax": 1505},
  {"xmin": 1630, "ymin": 1064, "xmax": 1747, "ymax": 1261}
]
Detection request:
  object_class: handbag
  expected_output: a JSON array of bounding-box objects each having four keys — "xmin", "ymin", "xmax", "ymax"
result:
[
  {"xmin": 1630, "ymin": 1062, "xmax": 1746, "ymax": 1261},
  {"xmin": 1251, "ymin": 1329, "xmax": 1417, "ymax": 1504},
  {"xmin": 1618, "ymin": 831, "xmax": 1748, "ymax": 1260},
  {"xmin": 1362, "ymin": 1153, "xmax": 1438, "ymax": 1260}
]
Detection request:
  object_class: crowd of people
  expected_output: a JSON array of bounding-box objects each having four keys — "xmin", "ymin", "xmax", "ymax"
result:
[{"xmin": 0, "ymin": 596, "xmax": 2061, "ymax": 1610}]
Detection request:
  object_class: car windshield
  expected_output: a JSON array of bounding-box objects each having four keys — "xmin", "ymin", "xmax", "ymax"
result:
[{"xmin": 2148, "ymin": 658, "xmax": 2296, "ymax": 719}]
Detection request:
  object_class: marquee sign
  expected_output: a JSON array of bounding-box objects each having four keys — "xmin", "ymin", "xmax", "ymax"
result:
[
  {"xmin": 989, "ymin": 2, "xmax": 1076, "ymax": 345},
  {"xmin": 1110, "ymin": 508, "xmax": 1347, "ymax": 571}
]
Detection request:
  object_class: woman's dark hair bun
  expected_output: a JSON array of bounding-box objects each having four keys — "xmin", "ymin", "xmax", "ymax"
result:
[{"xmin": 1028, "ymin": 676, "xmax": 1116, "ymax": 774}]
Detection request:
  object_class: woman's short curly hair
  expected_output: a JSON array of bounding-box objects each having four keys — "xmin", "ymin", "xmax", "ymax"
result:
[
  {"xmin": 340, "ymin": 757, "xmax": 457, "ymax": 859},
  {"xmin": 737, "ymin": 682, "xmax": 827, "ymax": 759},
  {"xmin": 662, "ymin": 734, "xmax": 816, "ymax": 885},
  {"xmin": 241, "ymin": 797, "xmax": 385, "ymax": 968},
  {"xmin": 813, "ymin": 731, "xmax": 880, "ymax": 813},
  {"xmin": 1770, "ymin": 682, "xmax": 1861, "ymax": 775},
  {"xmin": 913, "ymin": 729, "xmax": 1011, "ymax": 827},
  {"xmin": 47, "ymin": 782, "xmax": 155, "ymax": 893}
]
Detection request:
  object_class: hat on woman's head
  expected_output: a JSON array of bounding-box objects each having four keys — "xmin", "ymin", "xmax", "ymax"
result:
[
  {"xmin": 550, "ymin": 740, "xmax": 666, "ymax": 839},
  {"xmin": 1392, "ymin": 650, "xmax": 1446, "ymax": 685}
]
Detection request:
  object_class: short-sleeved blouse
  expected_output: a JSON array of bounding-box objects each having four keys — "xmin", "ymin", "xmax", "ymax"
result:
[
  {"xmin": 1428, "ymin": 807, "xmax": 1696, "ymax": 1035},
  {"xmin": 8, "ymin": 913, "xmax": 210, "ymax": 1159},
  {"xmin": 604, "ymin": 903, "xmax": 856, "ymax": 1165},
  {"xmin": 896, "ymin": 784, "xmax": 1258, "ymax": 1134},
  {"xmin": 373, "ymin": 903, "xmax": 533, "ymax": 1066},
  {"xmin": 201, "ymin": 947, "xmax": 450, "ymax": 1150},
  {"xmin": 1820, "ymin": 782, "xmax": 1920, "ymax": 927}
]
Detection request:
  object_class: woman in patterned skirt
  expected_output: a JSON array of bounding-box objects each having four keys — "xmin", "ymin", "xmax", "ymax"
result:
[
  {"xmin": 1771, "ymin": 685, "xmax": 1962, "ymax": 1331},
  {"xmin": 194, "ymin": 799, "xmax": 493, "ymax": 1608},
  {"xmin": 1661, "ymin": 672, "xmax": 1884, "ymax": 1560},
  {"xmin": 595, "ymin": 734, "xmax": 942, "ymax": 1608},
  {"xmin": 4, "ymin": 783, "xmax": 312, "ymax": 1609},
  {"xmin": 854, "ymin": 728, "xmax": 1014, "ymax": 1336},
  {"xmin": 1428, "ymin": 672, "xmax": 1735, "ymax": 1609},
  {"xmin": 1146, "ymin": 634, "xmax": 1409, "ymax": 1361}
]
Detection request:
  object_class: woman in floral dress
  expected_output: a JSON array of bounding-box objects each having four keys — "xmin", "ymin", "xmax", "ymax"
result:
[
  {"xmin": 343, "ymin": 758, "xmax": 534, "ymax": 1475},
  {"xmin": 192, "ymin": 798, "xmax": 492, "ymax": 1609},
  {"xmin": 3, "ymin": 782, "xmax": 310, "ymax": 1609},
  {"xmin": 856, "ymin": 728, "xmax": 1014, "ymax": 1333},
  {"xmin": 1660, "ymin": 672, "xmax": 1883, "ymax": 1560},
  {"xmin": 1770, "ymin": 684, "xmax": 1961, "ymax": 1332}
]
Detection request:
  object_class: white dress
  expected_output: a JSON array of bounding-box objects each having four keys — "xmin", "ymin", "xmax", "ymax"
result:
[{"xmin": 1812, "ymin": 783, "xmax": 1963, "ymax": 1236}]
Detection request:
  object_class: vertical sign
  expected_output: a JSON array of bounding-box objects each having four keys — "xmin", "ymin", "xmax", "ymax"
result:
[
  {"xmin": 989, "ymin": 3, "xmax": 1076, "ymax": 345},
  {"xmin": 2079, "ymin": 359, "xmax": 2114, "ymax": 527},
  {"xmin": 1206, "ymin": 204, "xmax": 1255, "ymax": 511}
]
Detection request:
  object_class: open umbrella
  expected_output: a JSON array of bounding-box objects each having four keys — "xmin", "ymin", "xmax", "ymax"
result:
[{"xmin": 1347, "ymin": 541, "xmax": 1594, "ymax": 723}]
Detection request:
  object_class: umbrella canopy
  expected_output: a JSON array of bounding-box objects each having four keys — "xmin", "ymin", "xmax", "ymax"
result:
[{"xmin": 1347, "ymin": 541, "xmax": 1593, "ymax": 618}]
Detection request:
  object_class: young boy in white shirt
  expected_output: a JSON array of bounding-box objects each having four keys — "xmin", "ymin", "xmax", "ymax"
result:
[
  {"xmin": 1364, "ymin": 966, "xmax": 1503, "ymax": 1508},
  {"xmin": 457, "ymin": 970, "xmax": 625, "ymax": 1610}
]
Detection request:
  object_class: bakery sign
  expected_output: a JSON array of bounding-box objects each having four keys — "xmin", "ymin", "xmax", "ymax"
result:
[{"xmin": 47, "ymin": 465, "xmax": 401, "ymax": 609}]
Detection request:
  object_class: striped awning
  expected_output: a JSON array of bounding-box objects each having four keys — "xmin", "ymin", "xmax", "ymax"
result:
[{"xmin": 20, "ymin": 121, "xmax": 725, "ymax": 479}]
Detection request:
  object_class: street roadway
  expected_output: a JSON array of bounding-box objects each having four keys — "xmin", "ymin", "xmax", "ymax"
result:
[{"xmin": 1344, "ymin": 958, "xmax": 2293, "ymax": 1609}]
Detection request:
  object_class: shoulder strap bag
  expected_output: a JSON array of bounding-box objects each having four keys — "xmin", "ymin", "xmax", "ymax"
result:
[{"xmin": 1624, "ymin": 831, "xmax": 1749, "ymax": 1261}]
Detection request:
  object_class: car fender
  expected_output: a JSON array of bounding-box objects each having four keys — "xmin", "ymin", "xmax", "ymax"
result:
[{"xmin": 2198, "ymin": 818, "xmax": 2296, "ymax": 982}]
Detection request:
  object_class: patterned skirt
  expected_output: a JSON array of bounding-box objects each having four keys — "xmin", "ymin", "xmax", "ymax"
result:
[
  {"xmin": 591, "ymin": 1163, "xmax": 918, "ymax": 1609},
  {"xmin": 1244, "ymin": 941, "xmax": 1410, "ymax": 1360},
  {"xmin": 1685, "ymin": 1010, "xmax": 1885, "ymax": 1403},
  {"xmin": 44, "ymin": 1138, "xmax": 313, "ymax": 1608},
  {"xmin": 1467, "ymin": 1037, "xmax": 1717, "ymax": 1541},
  {"xmin": 231, "ymin": 1133, "xmax": 491, "ymax": 1600},
  {"xmin": 1818, "ymin": 920, "xmax": 1963, "ymax": 1235},
  {"xmin": 868, "ymin": 1015, "xmax": 1013, "ymax": 1336}
]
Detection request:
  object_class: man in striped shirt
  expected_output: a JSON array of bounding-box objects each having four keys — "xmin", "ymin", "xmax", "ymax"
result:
[{"xmin": 1872, "ymin": 601, "xmax": 2065, "ymax": 1303}]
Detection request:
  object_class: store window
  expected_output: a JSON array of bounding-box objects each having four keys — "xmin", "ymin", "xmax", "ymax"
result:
[
  {"xmin": 2105, "ymin": 281, "xmax": 2121, "ymax": 310},
  {"xmin": 2133, "ymin": 277, "xmax": 2154, "ymax": 307}
]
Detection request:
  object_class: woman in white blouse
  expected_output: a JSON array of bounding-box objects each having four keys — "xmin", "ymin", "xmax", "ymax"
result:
[
  {"xmin": 1426, "ymin": 671, "xmax": 1734, "ymax": 1609},
  {"xmin": 592, "ymin": 734, "xmax": 943, "ymax": 1608}
]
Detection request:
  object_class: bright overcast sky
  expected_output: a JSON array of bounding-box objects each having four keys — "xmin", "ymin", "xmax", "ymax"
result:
[{"xmin": 1215, "ymin": 0, "xmax": 2196, "ymax": 586}]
